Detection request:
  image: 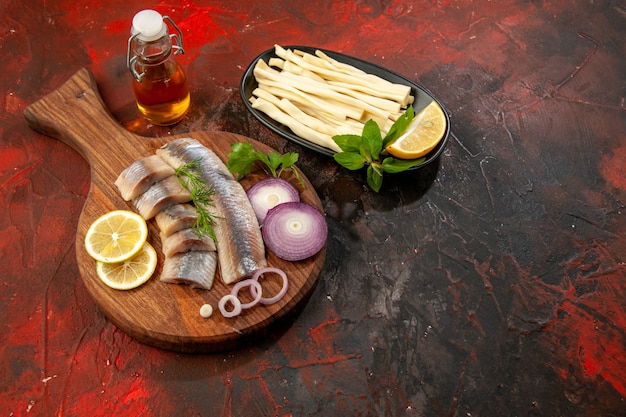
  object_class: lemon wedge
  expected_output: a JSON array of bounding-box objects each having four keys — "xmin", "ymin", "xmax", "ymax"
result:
[
  {"xmin": 96, "ymin": 242, "xmax": 157, "ymax": 290},
  {"xmin": 385, "ymin": 101, "xmax": 447, "ymax": 159},
  {"xmin": 84, "ymin": 210, "xmax": 148, "ymax": 264}
]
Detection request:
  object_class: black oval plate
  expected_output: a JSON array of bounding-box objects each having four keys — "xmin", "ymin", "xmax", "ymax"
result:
[{"xmin": 240, "ymin": 46, "xmax": 450, "ymax": 168}]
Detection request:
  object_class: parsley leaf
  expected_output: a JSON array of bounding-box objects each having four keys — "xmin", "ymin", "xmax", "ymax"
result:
[
  {"xmin": 225, "ymin": 142, "xmax": 258, "ymax": 178},
  {"xmin": 226, "ymin": 142, "xmax": 305, "ymax": 187}
]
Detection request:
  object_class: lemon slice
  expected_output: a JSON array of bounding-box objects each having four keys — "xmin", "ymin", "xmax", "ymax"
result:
[
  {"xmin": 385, "ymin": 101, "xmax": 447, "ymax": 159},
  {"xmin": 84, "ymin": 210, "xmax": 148, "ymax": 263},
  {"xmin": 96, "ymin": 242, "xmax": 157, "ymax": 290}
]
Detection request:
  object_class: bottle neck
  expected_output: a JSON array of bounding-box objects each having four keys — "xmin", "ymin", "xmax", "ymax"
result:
[{"xmin": 133, "ymin": 36, "xmax": 173, "ymax": 65}]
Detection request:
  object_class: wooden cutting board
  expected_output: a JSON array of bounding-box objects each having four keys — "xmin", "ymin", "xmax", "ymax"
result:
[{"xmin": 23, "ymin": 68, "xmax": 326, "ymax": 353}]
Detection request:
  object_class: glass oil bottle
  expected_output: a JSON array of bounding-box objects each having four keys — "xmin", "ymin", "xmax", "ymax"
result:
[{"xmin": 127, "ymin": 10, "xmax": 190, "ymax": 126}]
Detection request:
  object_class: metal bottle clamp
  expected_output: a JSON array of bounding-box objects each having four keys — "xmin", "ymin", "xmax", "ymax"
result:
[{"xmin": 126, "ymin": 15, "xmax": 185, "ymax": 82}]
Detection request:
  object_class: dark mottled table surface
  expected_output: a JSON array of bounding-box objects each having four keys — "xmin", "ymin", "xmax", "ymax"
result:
[{"xmin": 1, "ymin": 1, "xmax": 624, "ymax": 415}]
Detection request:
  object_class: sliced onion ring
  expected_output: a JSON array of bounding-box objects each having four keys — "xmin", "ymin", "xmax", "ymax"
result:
[
  {"xmin": 250, "ymin": 267, "xmax": 289, "ymax": 305},
  {"xmin": 246, "ymin": 177, "xmax": 300, "ymax": 225},
  {"xmin": 218, "ymin": 294, "xmax": 242, "ymax": 318},
  {"xmin": 262, "ymin": 202, "xmax": 327, "ymax": 261},
  {"xmin": 231, "ymin": 278, "xmax": 263, "ymax": 310}
]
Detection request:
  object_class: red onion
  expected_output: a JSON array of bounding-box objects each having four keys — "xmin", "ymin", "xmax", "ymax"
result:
[
  {"xmin": 219, "ymin": 278, "xmax": 263, "ymax": 317},
  {"xmin": 250, "ymin": 267, "xmax": 289, "ymax": 305},
  {"xmin": 262, "ymin": 202, "xmax": 327, "ymax": 261},
  {"xmin": 246, "ymin": 177, "xmax": 300, "ymax": 224},
  {"xmin": 231, "ymin": 278, "xmax": 263, "ymax": 309},
  {"xmin": 218, "ymin": 268, "xmax": 290, "ymax": 317},
  {"xmin": 218, "ymin": 294, "xmax": 242, "ymax": 318}
]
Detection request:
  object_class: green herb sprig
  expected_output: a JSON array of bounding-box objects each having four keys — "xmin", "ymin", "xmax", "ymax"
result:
[
  {"xmin": 332, "ymin": 105, "xmax": 424, "ymax": 192},
  {"xmin": 226, "ymin": 142, "xmax": 305, "ymax": 187},
  {"xmin": 174, "ymin": 159, "xmax": 219, "ymax": 241}
]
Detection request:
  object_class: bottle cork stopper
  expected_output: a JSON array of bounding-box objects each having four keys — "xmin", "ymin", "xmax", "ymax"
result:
[{"xmin": 131, "ymin": 9, "xmax": 167, "ymax": 41}]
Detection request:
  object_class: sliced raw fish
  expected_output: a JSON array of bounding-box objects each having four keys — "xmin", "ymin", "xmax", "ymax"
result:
[
  {"xmin": 161, "ymin": 228, "xmax": 217, "ymax": 258},
  {"xmin": 115, "ymin": 155, "xmax": 175, "ymax": 201},
  {"xmin": 155, "ymin": 203, "xmax": 198, "ymax": 237},
  {"xmin": 157, "ymin": 138, "xmax": 267, "ymax": 284},
  {"xmin": 132, "ymin": 176, "xmax": 191, "ymax": 219},
  {"xmin": 160, "ymin": 250, "xmax": 217, "ymax": 290}
]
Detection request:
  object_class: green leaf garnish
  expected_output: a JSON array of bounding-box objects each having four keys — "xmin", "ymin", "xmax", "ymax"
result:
[
  {"xmin": 225, "ymin": 142, "xmax": 258, "ymax": 178},
  {"xmin": 333, "ymin": 134, "xmax": 362, "ymax": 152},
  {"xmin": 174, "ymin": 159, "xmax": 220, "ymax": 241},
  {"xmin": 226, "ymin": 142, "xmax": 305, "ymax": 187},
  {"xmin": 362, "ymin": 119, "xmax": 383, "ymax": 161},
  {"xmin": 332, "ymin": 106, "xmax": 419, "ymax": 192},
  {"xmin": 333, "ymin": 151, "xmax": 366, "ymax": 170},
  {"xmin": 380, "ymin": 156, "xmax": 425, "ymax": 173},
  {"xmin": 367, "ymin": 164, "xmax": 384, "ymax": 193},
  {"xmin": 383, "ymin": 104, "xmax": 414, "ymax": 148}
]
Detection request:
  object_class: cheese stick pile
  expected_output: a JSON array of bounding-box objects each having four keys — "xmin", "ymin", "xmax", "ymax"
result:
[{"xmin": 250, "ymin": 45, "xmax": 415, "ymax": 153}]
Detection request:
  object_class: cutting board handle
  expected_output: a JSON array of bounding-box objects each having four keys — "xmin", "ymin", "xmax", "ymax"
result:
[{"xmin": 23, "ymin": 68, "xmax": 141, "ymax": 166}]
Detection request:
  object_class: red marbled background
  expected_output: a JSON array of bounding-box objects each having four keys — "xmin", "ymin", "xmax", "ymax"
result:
[{"xmin": 1, "ymin": 0, "xmax": 624, "ymax": 416}]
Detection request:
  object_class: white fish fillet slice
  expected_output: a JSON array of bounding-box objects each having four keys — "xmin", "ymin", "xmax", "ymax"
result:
[
  {"xmin": 155, "ymin": 203, "xmax": 198, "ymax": 237},
  {"xmin": 115, "ymin": 155, "xmax": 175, "ymax": 201},
  {"xmin": 161, "ymin": 228, "xmax": 217, "ymax": 258},
  {"xmin": 156, "ymin": 138, "xmax": 267, "ymax": 284},
  {"xmin": 132, "ymin": 176, "xmax": 192, "ymax": 220},
  {"xmin": 160, "ymin": 250, "xmax": 217, "ymax": 290}
]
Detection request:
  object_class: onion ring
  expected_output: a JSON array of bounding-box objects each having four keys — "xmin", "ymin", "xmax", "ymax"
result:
[
  {"xmin": 231, "ymin": 278, "xmax": 263, "ymax": 310},
  {"xmin": 250, "ymin": 267, "xmax": 289, "ymax": 305},
  {"xmin": 218, "ymin": 294, "xmax": 242, "ymax": 318}
]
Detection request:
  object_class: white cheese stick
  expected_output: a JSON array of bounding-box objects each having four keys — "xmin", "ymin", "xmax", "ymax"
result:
[
  {"xmin": 255, "ymin": 60, "xmax": 380, "ymax": 119},
  {"xmin": 250, "ymin": 97, "xmax": 342, "ymax": 152},
  {"xmin": 255, "ymin": 77, "xmax": 363, "ymax": 121},
  {"xmin": 274, "ymin": 45, "xmax": 413, "ymax": 106}
]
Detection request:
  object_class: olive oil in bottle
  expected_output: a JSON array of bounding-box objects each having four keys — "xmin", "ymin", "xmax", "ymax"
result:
[{"xmin": 127, "ymin": 10, "xmax": 190, "ymax": 126}]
